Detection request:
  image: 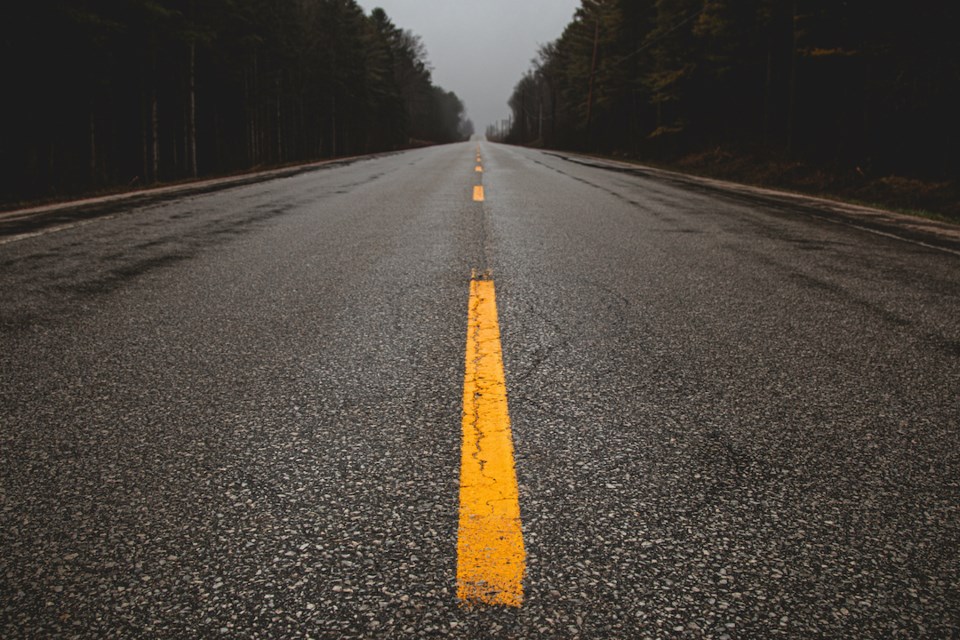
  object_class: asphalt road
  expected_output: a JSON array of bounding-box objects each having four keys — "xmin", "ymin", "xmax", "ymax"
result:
[{"xmin": 2, "ymin": 142, "xmax": 958, "ymax": 638}]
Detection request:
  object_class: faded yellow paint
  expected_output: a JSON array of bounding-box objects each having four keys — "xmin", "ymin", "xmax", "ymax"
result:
[
  {"xmin": 457, "ymin": 276, "xmax": 525, "ymax": 607},
  {"xmin": 475, "ymin": 166, "xmax": 484, "ymax": 173},
  {"xmin": 473, "ymin": 185, "xmax": 485, "ymax": 202}
]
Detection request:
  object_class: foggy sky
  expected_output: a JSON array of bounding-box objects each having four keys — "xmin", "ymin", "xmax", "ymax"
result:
[{"xmin": 356, "ymin": 0, "xmax": 581, "ymax": 132}]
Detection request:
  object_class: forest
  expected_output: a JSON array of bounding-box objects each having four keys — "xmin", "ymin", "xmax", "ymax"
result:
[
  {"xmin": 1, "ymin": 0, "xmax": 473, "ymax": 205},
  {"xmin": 497, "ymin": 0, "xmax": 959, "ymax": 213}
]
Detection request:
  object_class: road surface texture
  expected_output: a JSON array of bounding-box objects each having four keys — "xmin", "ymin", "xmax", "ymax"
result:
[{"xmin": 2, "ymin": 142, "xmax": 958, "ymax": 638}]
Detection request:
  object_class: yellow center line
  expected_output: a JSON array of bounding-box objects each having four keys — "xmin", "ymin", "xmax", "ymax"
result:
[
  {"xmin": 457, "ymin": 274, "xmax": 525, "ymax": 607},
  {"xmin": 475, "ymin": 166, "xmax": 483, "ymax": 173},
  {"xmin": 473, "ymin": 185, "xmax": 485, "ymax": 202}
]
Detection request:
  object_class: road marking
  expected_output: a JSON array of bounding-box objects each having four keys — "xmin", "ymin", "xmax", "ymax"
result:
[
  {"xmin": 475, "ymin": 166, "xmax": 483, "ymax": 173},
  {"xmin": 457, "ymin": 274, "xmax": 525, "ymax": 607},
  {"xmin": 0, "ymin": 215, "xmax": 121, "ymax": 246},
  {"xmin": 814, "ymin": 216, "xmax": 960, "ymax": 257},
  {"xmin": 473, "ymin": 185, "xmax": 485, "ymax": 202}
]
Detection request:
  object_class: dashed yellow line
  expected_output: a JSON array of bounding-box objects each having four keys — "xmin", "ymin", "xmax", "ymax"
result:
[
  {"xmin": 473, "ymin": 185, "xmax": 485, "ymax": 202},
  {"xmin": 457, "ymin": 274, "xmax": 525, "ymax": 607},
  {"xmin": 475, "ymin": 166, "xmax": 483, "ymax": 173}
]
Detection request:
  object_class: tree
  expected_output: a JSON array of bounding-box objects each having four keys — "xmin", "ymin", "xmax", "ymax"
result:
[
  {"xmin": 0, "ymin": 0, "xmax": 472, "ymax": 204},
  {"xmin": 501, "ymin": 0, "xmax": 959, "ymax": 180}
]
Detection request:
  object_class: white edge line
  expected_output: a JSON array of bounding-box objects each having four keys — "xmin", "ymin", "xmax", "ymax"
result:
[
  {"xmin": 817, "ymin": 216, "xmax": 960, "ymax": 257},
  {"xmin": 0, "ymin": 215, "xmax": 119, "ymax": 247},
  {"xmin": 548, "ymin": 151, "xmax": 960, "ymax": 258}
]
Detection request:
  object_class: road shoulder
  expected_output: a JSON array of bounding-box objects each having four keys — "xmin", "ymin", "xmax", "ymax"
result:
[{"xmin": 547, "ymin": 150, "xmax": 960, "ymax": 256}]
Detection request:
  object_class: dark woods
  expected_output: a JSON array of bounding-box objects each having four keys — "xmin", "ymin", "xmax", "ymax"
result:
[
  {"xmin": 498, "ymin": 0, "xmax": 959, "ymax": 183},
  {"xmin": 1, "ymin": 1, "xmax": 473, "ymax": 204}
]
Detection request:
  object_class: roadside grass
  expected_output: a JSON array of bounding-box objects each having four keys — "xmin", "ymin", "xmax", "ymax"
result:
[{"xmin": 599, "ymin": 146, "xmax": 960, "ymax": 226}]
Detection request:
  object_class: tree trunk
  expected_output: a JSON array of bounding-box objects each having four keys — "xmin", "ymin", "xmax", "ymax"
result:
[
  {"xmin": 244, "ymin": 72, "xmax": 252, "ymax": 165},
  {"xmin": 150, "ymin": 86, "xmax": 159, "ymax": 182},
  {"xmin": 786, "ymin": 0, "xmax": 798, "ymax": 152},
  {"xmin": 298, "ymin": 96, "xmax": 305, "ymax": 160},
  {"xmin": 149, "ymin": 45, "xmax": 159, "ymax": 182},
  {"xmin": 763, "ymin": 51, "xmax": 773, "ymax": 145},
  {"xmin": 249, "ymin": 52, "xmax": 259, "ymax": 166},
  {"xmin": 47, "ymin": 142, "xmax": 55, "ymax": 193},
  {"xmin": 214, "ymin": 112, "xmax": 221, "ymax": 171},
  {"xmin": 187, "ymin": 38, "xmax": 197, "ymax": 177},
  {"xmin": 142, "ymin": 88, "xmax": 149, "ymax": 181},
  {"xmin": 551, "ymin": 86, "xmax": 557, "ymax": 140},
  {"xmin": 331, "ymin": 94, "xmax": 337, "ymax": 157},
  {"xmin": 276, "ymin": 77, "xmax": 282, "ymax": 163},
  {"xmin": 89, "ymin": 100, "xmax": 97, "ymax": 185},
  {"xmin": 585, "ymin": 20, "xmax": 600, "ymax": 133},
  {"xmin": 861, "ymin": 59, "xmax": 871, "ymax": 163},
  {"xmin": 538, "ymin": 97, "xmax": 543, "ymax": 141}
]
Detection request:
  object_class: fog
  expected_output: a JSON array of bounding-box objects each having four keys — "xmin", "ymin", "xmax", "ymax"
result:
[{"xmin": 356, "ymin": 0, "xmax": 581, "ymax": 132}]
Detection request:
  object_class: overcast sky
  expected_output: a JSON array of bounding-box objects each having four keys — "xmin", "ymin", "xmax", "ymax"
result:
[{"xmin": 355, "ymin": 0, "xmax": 581, "ymax": 132}]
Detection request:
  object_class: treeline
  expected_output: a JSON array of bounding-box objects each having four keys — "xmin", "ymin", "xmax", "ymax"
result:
[
  {"xmin": 498, "ymin": 0, "xmax": 959, "ymax": 179},
  {"xmin": 1, "ymin": 1, "xmax": 473, "ymax": 203}
]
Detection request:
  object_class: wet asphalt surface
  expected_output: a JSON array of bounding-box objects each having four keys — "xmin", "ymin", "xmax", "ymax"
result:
[{"xmin": 1, "ymin": 143, "xmax": 958, "ymax": 638}]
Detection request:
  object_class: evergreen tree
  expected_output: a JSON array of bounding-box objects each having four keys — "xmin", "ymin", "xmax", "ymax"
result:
[
  {"xmin": 0, "ymin": 0, "xmax": 472, "ymax": 204},
  {"xmin": 504, "ymin": 0, "xmax": 959, "ymax": 180}
]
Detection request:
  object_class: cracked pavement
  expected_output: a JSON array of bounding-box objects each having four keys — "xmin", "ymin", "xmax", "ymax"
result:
[{"xmin": 2, "ymin": 142, "xmax": 959, "ymax": 638}]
